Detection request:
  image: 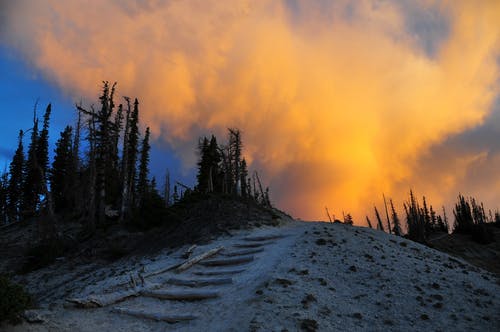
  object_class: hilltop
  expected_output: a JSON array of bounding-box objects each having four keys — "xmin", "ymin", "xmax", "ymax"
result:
[{"xmin": 3, "ymin": 220, "xmax": 499, "ymax": 331}]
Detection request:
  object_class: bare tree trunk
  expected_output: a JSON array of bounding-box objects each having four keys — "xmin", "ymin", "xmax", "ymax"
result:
[
  {"xmin": 119, "ymin": 98, "xmax": 131, "ymax": 223},
  {"xmin": 164, "ymin": 169, "xmax": 170, "ymax": 207},
  {"xmin": 383, "ymin": 194, "xmax": 392, "ymax": 234},
  {"xmin": 254, "ymin": 172, "xmax": 266, "ymax": 206}
]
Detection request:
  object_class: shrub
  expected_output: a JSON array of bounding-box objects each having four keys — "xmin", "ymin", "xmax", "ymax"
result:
[
  {"xmin": 0, "ymin": 275, "xmax": 32, "ymax": 324},
  {"xmin": 21, "ymin": 239, "xmax": 67, "ymax": 273},
  {"xmin": 470, "ymin": 224, "xmax": 495, "ymax": 244}
]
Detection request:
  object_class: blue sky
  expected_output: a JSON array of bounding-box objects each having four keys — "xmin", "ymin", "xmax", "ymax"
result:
[
  {"xmin": 0, "ymin": 46, "xmax": 72, "ymax": 168},
  {"xmin": 0, "ymin": 46, "xmax": 194, "ymax": 188}
]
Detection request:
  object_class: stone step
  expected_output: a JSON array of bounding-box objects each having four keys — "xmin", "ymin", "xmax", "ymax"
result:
[
  {"xmin": 233, "ymin": 241, "xmax": 275, "ymax": 248},
  {"xmin": 165, "ymin": 277, "xmax": 232, "ymax": 287},
  {"xmin": 243, "ymin": 235, "xmax": 285, "ymax": 242},
  {"xmin": 112, "ymin": 307, "xmax": 197, "ymax": 322},
  {"xmin": 199, "ymin": 255, "xmax": 254, "ymax": 267},
  {"xmin": 141, "ymin": 289, "xmax": 219, "ymax": 301},
  {"xmin": 193, "ymin": 269, "xmax": 246, "ymax": 276},
  {"xmin": 221, "ymin": 248, "xmax": 264, "ymax": 257}
]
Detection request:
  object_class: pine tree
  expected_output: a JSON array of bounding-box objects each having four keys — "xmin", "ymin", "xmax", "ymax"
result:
[
  {"xmin": 7, "ymin": 130, "xmax": 25, "ymax": 222},
  {"xmin": 36, "ymin": 104, "xmax": 51, "ymax": 182},
  {"xmin": 126, "ymin": 98, "xmax": 140, "ymax": 206},
  {"xmin": 429, "ymin": 205, "xmax": 437, "ymax": 232},
  {"xmin": 404, "ymin": 190, "xmax": 426, "ymax": 243},
  {"xmin": 344, "ymin": 213, "xmax": 353, "ymax": 225},
  {"xmin": 172, "ymin": 185, "xmax": 179, "ymax": 203},
  {"xmin": 164, "ymin": 169, "xmax": 170, "ymax": 207},
  {"xmin": 22, "ymin": 117, "xmax": 39, "ymax": 219},
  {"xmin": 0, "ymin": 172, "xmax": 8, "ymax": 224},
  {"xmin": 442, "ymin": 206, "xmax": 449, "ymax": 232},
  {"xmin": 50, "ymin": 126, "xmax": 74, "ymax": 213},
  {"xmin": 228, "ymin": 129, "xmax": 242, "ymax": 195},
  {"xmin": 196, "ymin": 137, "xmax": 210, "ymax": 193},
  {"xmin": 240, "ymin": 158, "xmax": 248, "ymax": 198},
  {"xmin": 390, "ymin": 199, "xmax": 402, "ymax": 236},
  {"xmin": 78, "ymin": 82, "xmax": 120, "ymax": 226},
  {"xmin": 422, "ymin": 196, "xmax": 432, "ymax": 236},
  {"xmin": 208, "ymin": 135, "xmax": 221, "ymax": 193},
  {"xmin": 453, "ymin": 194, "xmax": 474, "ymax": 234},
  {"xmin": 137, "ymin": 127, "xmax": 151, "ymax": 207}
]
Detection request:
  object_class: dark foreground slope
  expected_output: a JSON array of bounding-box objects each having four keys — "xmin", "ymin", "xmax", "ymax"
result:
[{"xmin": 427, "ymin": 225, "xmax": 500, "ymax": 276}]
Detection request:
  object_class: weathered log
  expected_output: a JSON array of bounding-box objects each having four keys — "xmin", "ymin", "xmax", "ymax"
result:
[
  {"xmin": 165, "ymin": 277, "xmax": 232, "ymax": 287},
  {"xmin": 199, "ymin": 255, "xmax": 254, "ymax": 267},
  {"xmin": 233, "ymin": 241, "xmax": 275, "ymax": 248},
  {"xmin": 221, "ymin": 248, "xmax": 264, "ymax": 257},
  {"xmin": 193, "ymin": 269, "xmax": 246, "ymax": 276},
  {"xmin": 67, "ymin": 288, "xmax": 141, "ymax": 308},
  {"xmin": 112, "ymin": 307, "xmax": 197, "ymax": 323},
  {"xmin": 243, "ymin": 235, "xmax": 285, "ymax": 242},
  {"xmin": 182, "ymin": 244, "xmax": 197, "ymax": 259},
  {"xmin": 175, "ymin": 246, "xmax": 224, "ymax": 273},
  {"xmin": 141, "ymin": 289, "xmax": 219, "ymax": 301}
]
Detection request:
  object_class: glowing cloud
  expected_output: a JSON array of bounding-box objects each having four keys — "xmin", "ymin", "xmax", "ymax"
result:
[{"xmin": 2, "ymin": 0, "xmax": 499, "ymax": 221}]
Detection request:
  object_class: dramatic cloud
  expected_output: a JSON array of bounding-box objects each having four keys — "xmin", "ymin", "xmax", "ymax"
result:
[{"xmin": 2, "ymin": 0, "xmax": 499, "ymax": 221}]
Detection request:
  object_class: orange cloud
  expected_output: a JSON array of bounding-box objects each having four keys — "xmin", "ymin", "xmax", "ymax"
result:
[{"xmin": 2, "ymin": 0, "xmax": 499, "ymax": 221}]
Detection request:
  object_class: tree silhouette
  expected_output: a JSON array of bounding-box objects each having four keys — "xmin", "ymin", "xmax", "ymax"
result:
[
  {"xmin": 7, "ymin": 130, "xmax": 24, "ymax": 222},
  {"xmin": 50, "ymin": 126, "xmax": 74, "ymax": 213}
]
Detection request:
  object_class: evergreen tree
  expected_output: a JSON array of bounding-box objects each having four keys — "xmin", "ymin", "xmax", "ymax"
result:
[
  {"xmin": 442, "ymin": 206, "xmax": 449, "ymax": 232},
  {"xmin": 50, "ymin": 126, "xmax": 74, "ymax": 213},
  {"xmin": 7, "ymin": 131, "xmax": 24, "ymax": 222},
  {"xmin": 390, "ymin": 199, "xmax": 402, "ymax": 236},
  {"xmin": 207, "ymin": 135, "xmax": 221, "ymax": 193},
  {"xmin": 137, "ymin": 127, "xmax": 151, "ymax": 207},
  {"xmin": 126, "ymin": 98, "xmax": 140, "ymax": 205},
  {"xmin": 429, "ymin": 205, "xmax": 437, "ymax": 231},
  {"xmin": 196, "ymin": 137, "xmax": 210, "ymax": 193},
  {"xmin": 172, "ymin": 185, "xmax": 179, "ymax": 203},
  {"xmin": 21, "ymin": 118, "xmax": 39, "ymax": 219},
  {"xmin": 36, "ymin": 104, "xmax": 51, "ymax": 182},
  {"xmin": 164, "ymin": 169, "xmax": 171, "ymax": 207},
  {"xmin": 344, "ymin": 213, "xmax": 353, "ymax": 225},
  {"xmin": 240, "ymin": 158, "xmax": 249, "ymax": 198},
  {"xmin": 422, "ymin": 196, "xmax": 432, "ymax": 236},
  {"xmin": 453, "ymin": 194, "xmax": 474, "ymax": 234},
  {"xmin": 404, "ymin": 190, "xmax": 426, "ymax": 243},
  {"xmin": 0, "ymin": 172, "xmax": 8, "ymax": 224}
]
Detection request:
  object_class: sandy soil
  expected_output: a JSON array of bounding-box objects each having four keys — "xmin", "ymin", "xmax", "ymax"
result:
[{"xmin": 4, "ymin": 221, "xmax": 499, "ymax": 331}]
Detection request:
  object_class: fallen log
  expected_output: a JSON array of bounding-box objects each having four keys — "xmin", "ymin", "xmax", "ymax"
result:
[
  {"xmin": 145, "ymin": 245, "xmax": 223, "ymax": 278},
  {"xmin": 199, "ymin": 255, "xmax": 254, "ymax": 267},
  {"xmin": 165, "ymin": 277, "xmax": 232, "ymax": 287},
  {"xmin": 141, "ymin": 289, "xmax": 219, "ymax": 301},
  {"xmin": 194, "ymin": 269, "xmax": 246, "ymax": 276},
  {"xmin": 175, "ymin": 246, "xmax": 224, "ymax": 273},
  {"xmin": 66, "ymin": 288, "xmax": 142, "ymax": 308},
  {"xmin": 233, "ymin": 241, "xmax": 275, "ymax": 248},
  {"xmin": 112, "ymin": 307, "xmax": 197, "ymax": 323},
  {"xmin": 221, "ymin": 248, "xmax": 264, "ymax": 257}
]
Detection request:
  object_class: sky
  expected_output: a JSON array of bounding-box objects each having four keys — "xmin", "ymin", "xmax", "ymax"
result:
[{"xmin": 0, "ymin": 0, "xmax": 499, "ymax": 223}]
